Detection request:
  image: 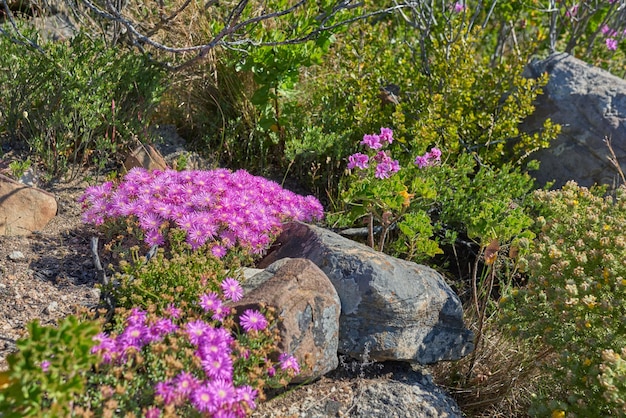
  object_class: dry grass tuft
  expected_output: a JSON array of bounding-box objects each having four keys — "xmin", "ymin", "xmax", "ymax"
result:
[{"xmin": 430, "ymin": 309, "xmax": 553, "ymax": 418}]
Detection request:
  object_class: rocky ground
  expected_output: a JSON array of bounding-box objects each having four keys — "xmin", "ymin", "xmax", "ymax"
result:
[{"xmin": 0, "ymin": 174, "xmax": 101, "ymax": 371}]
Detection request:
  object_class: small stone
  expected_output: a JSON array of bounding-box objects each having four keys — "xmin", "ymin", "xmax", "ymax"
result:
[
  {"xmin": 8, "ymin": 251, "xmax": 25, "ymax": 261},
  {"xmin": 89, "ymin": 288, "xmax": 101, "ymax": 299},
  {"xmin": 44, "ymin": 301, "xmax": 58, "ymax": 314}
]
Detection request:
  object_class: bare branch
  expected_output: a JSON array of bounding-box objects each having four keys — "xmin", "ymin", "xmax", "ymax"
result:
[
  {"xmin": 76, "ymin": 0, "xmax": 413, "ymax": 69},
  {"xmin": 0, "ymin": 0, "xmax": 46, "ymax": 53}
]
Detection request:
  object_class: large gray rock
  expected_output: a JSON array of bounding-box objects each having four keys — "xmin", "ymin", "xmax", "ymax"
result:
[
  {"xmin": 235, "ymin": 258, "xmax": 341, "ymax": 383},
  {"xmin": 258, "ymin": 222, "xmax": 474, "ymax": 364},
  {"xmin": 522, "ymin": 52, "xmax": 626, "ymax": 189}
]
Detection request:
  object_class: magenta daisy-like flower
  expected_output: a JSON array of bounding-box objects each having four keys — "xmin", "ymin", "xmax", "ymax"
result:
[
  {"xmin": 211, "ymin": 245, "xmax": 227, "ymax": 259},
  {"xmin": 191, "ymin": 383, "xmax": 216, "ymax": 413},
  {"xmin": 186, "ymin": 319, "xmax": 212, "ymax": 346},
  {"xmin": 279, "ymin": 353, "xmax": 301, "ymax": 374},
  {"xmin": 144, "ymin": 407, "xmax": 161, "ymax": 418},
  {"xmin": 210, "ymin": 379, "xmax": 236, "ymax": 409},
  {"xmin": 199, "ymin": 292, "xmax": 221, "ymax": 312},
  {"xmin": 201, "ymin": 351, "xmax": 234, "ymax": 381},
  {"xmin": 221, "ymin": 277, "xmax": 244, "ymax": 302},
  {"xmin": 174, "ymin": 371, "xmax": 198, "ymax": 396},
  {"xmin": 211, "ymin": 302, "xmax": 230, "ymax": 322},
  {"xmin": 239, "ymin": 309, "xmax": 268, "ymax": 332},
  {"xmin": 165, "ymin": 303, "xmax": 181, "ymax": 319},
  {"xmin": 236, "ymin": 385, "xmax": 258, "ymax": 410},
  {"xmin": 155, "ymin": 381, "xmax": 176, "ymax": 405}
]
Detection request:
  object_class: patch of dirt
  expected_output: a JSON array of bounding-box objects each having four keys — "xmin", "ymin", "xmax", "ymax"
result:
[{"xmin": 0, "ymin": 175, "xmax": 102, "ymax": 371}]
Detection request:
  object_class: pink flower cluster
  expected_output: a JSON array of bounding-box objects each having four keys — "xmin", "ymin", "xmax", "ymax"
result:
[
  {"xmin": 348, "ymin": 128, "xmax": 400, "ymax": 179},
  {"xmin": 359, "ymin": 127, "xmax": 394, "ymax": 150},
  {"xmin": 600, "ymin": 23, "xmax": 625, "ymax": 51},
  {"xmin": 452, "ymin": 1, "xmax": 466, "ymax": 13},
  {"xmin": 90, "ymin": 285, "xmax": 298, "ymax": 416},
  {"xmin": 414, "ymin": 147, "xmax": 442, "ymax": 168},
  {"xmin": 79, "ymin": 168, "xmax": 324, "ymax": 254}
]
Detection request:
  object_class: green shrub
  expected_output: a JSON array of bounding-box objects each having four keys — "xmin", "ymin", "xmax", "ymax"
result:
[
  {"xmin": 0, "ymin": 26, "xmax": 166, "ymax": 178},
  {"xmin": 500, "ymin": 182, "xmax": 626, "ymax": 416},
  {"xmin": 0, "ymin": 315, "xmax": 101, "ymax": 417},
  {"xmin": 111, "ymin": 230, "xmax": 235, "ymax": 313},
  {"xmin": 329, "ymin": 131, "xmax": 537, "ymax": 262},
  {"xmin": 283, "ymin": 14, "xmax": 558, "ymax": 198}
]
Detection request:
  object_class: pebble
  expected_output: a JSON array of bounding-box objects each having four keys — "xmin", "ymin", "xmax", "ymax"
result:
[
  {"xmin": 44, "ymin": 301, "xmax": 58, "ymax": 314},
  {"xmin": 8, "ymin": 251, "xmax": 25, "ymax": 261}
]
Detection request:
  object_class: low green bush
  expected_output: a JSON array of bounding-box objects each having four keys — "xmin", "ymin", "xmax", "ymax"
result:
[
  {"xmin": 0, "ymin": 316, "xmax": 101, "ymax": 417},
  {"xmin": 0, "ymin": 26, "xmax": 166, "ymax": 178}
]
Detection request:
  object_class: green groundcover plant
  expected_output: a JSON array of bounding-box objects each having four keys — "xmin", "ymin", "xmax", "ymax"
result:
[{"xmin": 500, "ymin": 182, "xmax": 626, "ymax": 416}]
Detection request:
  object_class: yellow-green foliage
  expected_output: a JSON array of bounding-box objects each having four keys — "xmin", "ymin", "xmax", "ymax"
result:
[
  {"xmin": 294, "ymin": 16, "xmax": 558, "ymax": 170},
  {"xmin": 500, "ymin": 182, "xmax": 626, "ymax": 416}
]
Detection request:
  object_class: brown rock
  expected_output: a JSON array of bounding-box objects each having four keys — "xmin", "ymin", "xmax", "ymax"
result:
[
  {"xmin": 234, "ymin": 258, "xmax": 341, "ymax": 383},
  {"xmin": 0, "ymin": 175, "xmax": 57, "ymax": 235},
  {"xmin": 124, "ymin": 144, "xmax": 168, "ymax": 172}
]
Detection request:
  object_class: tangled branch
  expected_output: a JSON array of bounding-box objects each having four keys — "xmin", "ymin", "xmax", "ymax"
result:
[{"xmin": 1, "ymin": 0, "xmax": 413, "ymax": 69}]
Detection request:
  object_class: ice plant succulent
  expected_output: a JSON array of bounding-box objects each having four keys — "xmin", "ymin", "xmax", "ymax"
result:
[
  {"xmin": 89, "ymin": 289, "xmax": 299, "ymax": 416},
  {"xmin": 79, "ymin": 168, "xmax": 324, "ymax": 254}
]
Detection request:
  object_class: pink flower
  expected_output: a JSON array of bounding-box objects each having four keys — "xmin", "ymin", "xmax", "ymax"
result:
[
  {"xmin": 239, "ymin": 309, "xmax": 268, "ymax": 332},
  {"xmin": 191, "ymin": 383, "xmax": 216, "ymax": 413},
  {"xmin": 211, "ymin": 245, "xmax": 227, "ymax": 259},
  {"xmin": 379, "ymin": 127, "xmax": 394, "ymax": 144},
  {"xmin": 236, "ymin": 385, "xmax": 258, "ymax": 409},
  {"xmin": 347, "ymin": 153, "xmax": 370, "ymax": 170},
  {"xmin": 144, "ymin": 407, "xmax": 161, "ymax": 418},
  {"xmin": 186, "ymin": 319, "xmax": 212, "ymax": 346},
  {"xmin": 165, "ymin": 303, "xmax": 181, "ymax": 319},
  {"xmin": 415, "ymin": 147, "xmax": 443, "ymax": 168},
  {"xmin": 208, "ymin": 379, "xmax": 236, "ymax": 409},
  {"xmin": 40, "ymin": 360, "xmax": 51, "ymax": 373},
  {"xmin": 278, "ymin": 353, "xmax": 300, "ymax": 374},
  {"xmin": 211, "ymin": 302, "xmax": 230, "ymax": 322},
  {"xmin": 360, "ymin": 134, "xmax": 383, "ymax": 149},
  {"xmin": 566, "ymin": 3, "xmax": 578, "ymax": 19},
  {"xmin": 427, "ymin": 147, "xmax": 442, "ymax": 161},
  {"xmin": 221, "ymin": 277, "xmax": 244, "ymax": 302},
  {"xmin": 199, "ymin": 292, "xmax": 221, "ymax": 312},
  {"xmin": 453, "ymin": 1, "xmax": 466, "ymax": 13},
  {"xmin": 155, "ymin": 381, "xmax": 176, "ymax": 405},
  {"xmin": 607, "ymin": 38, "xmax": 618, "ymax": 51},
  {"xmin": 201, "ymin": 351, "xmax": 233, "ymax": 380},
  {"xmin": 174, "ymin": 371, "xmax": 198, "ymax": 396}
]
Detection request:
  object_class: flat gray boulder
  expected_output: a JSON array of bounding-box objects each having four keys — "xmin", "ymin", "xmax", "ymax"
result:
[{"xmin": 259, "ymin": 222, "xmax": 474, "ymax": 364}]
